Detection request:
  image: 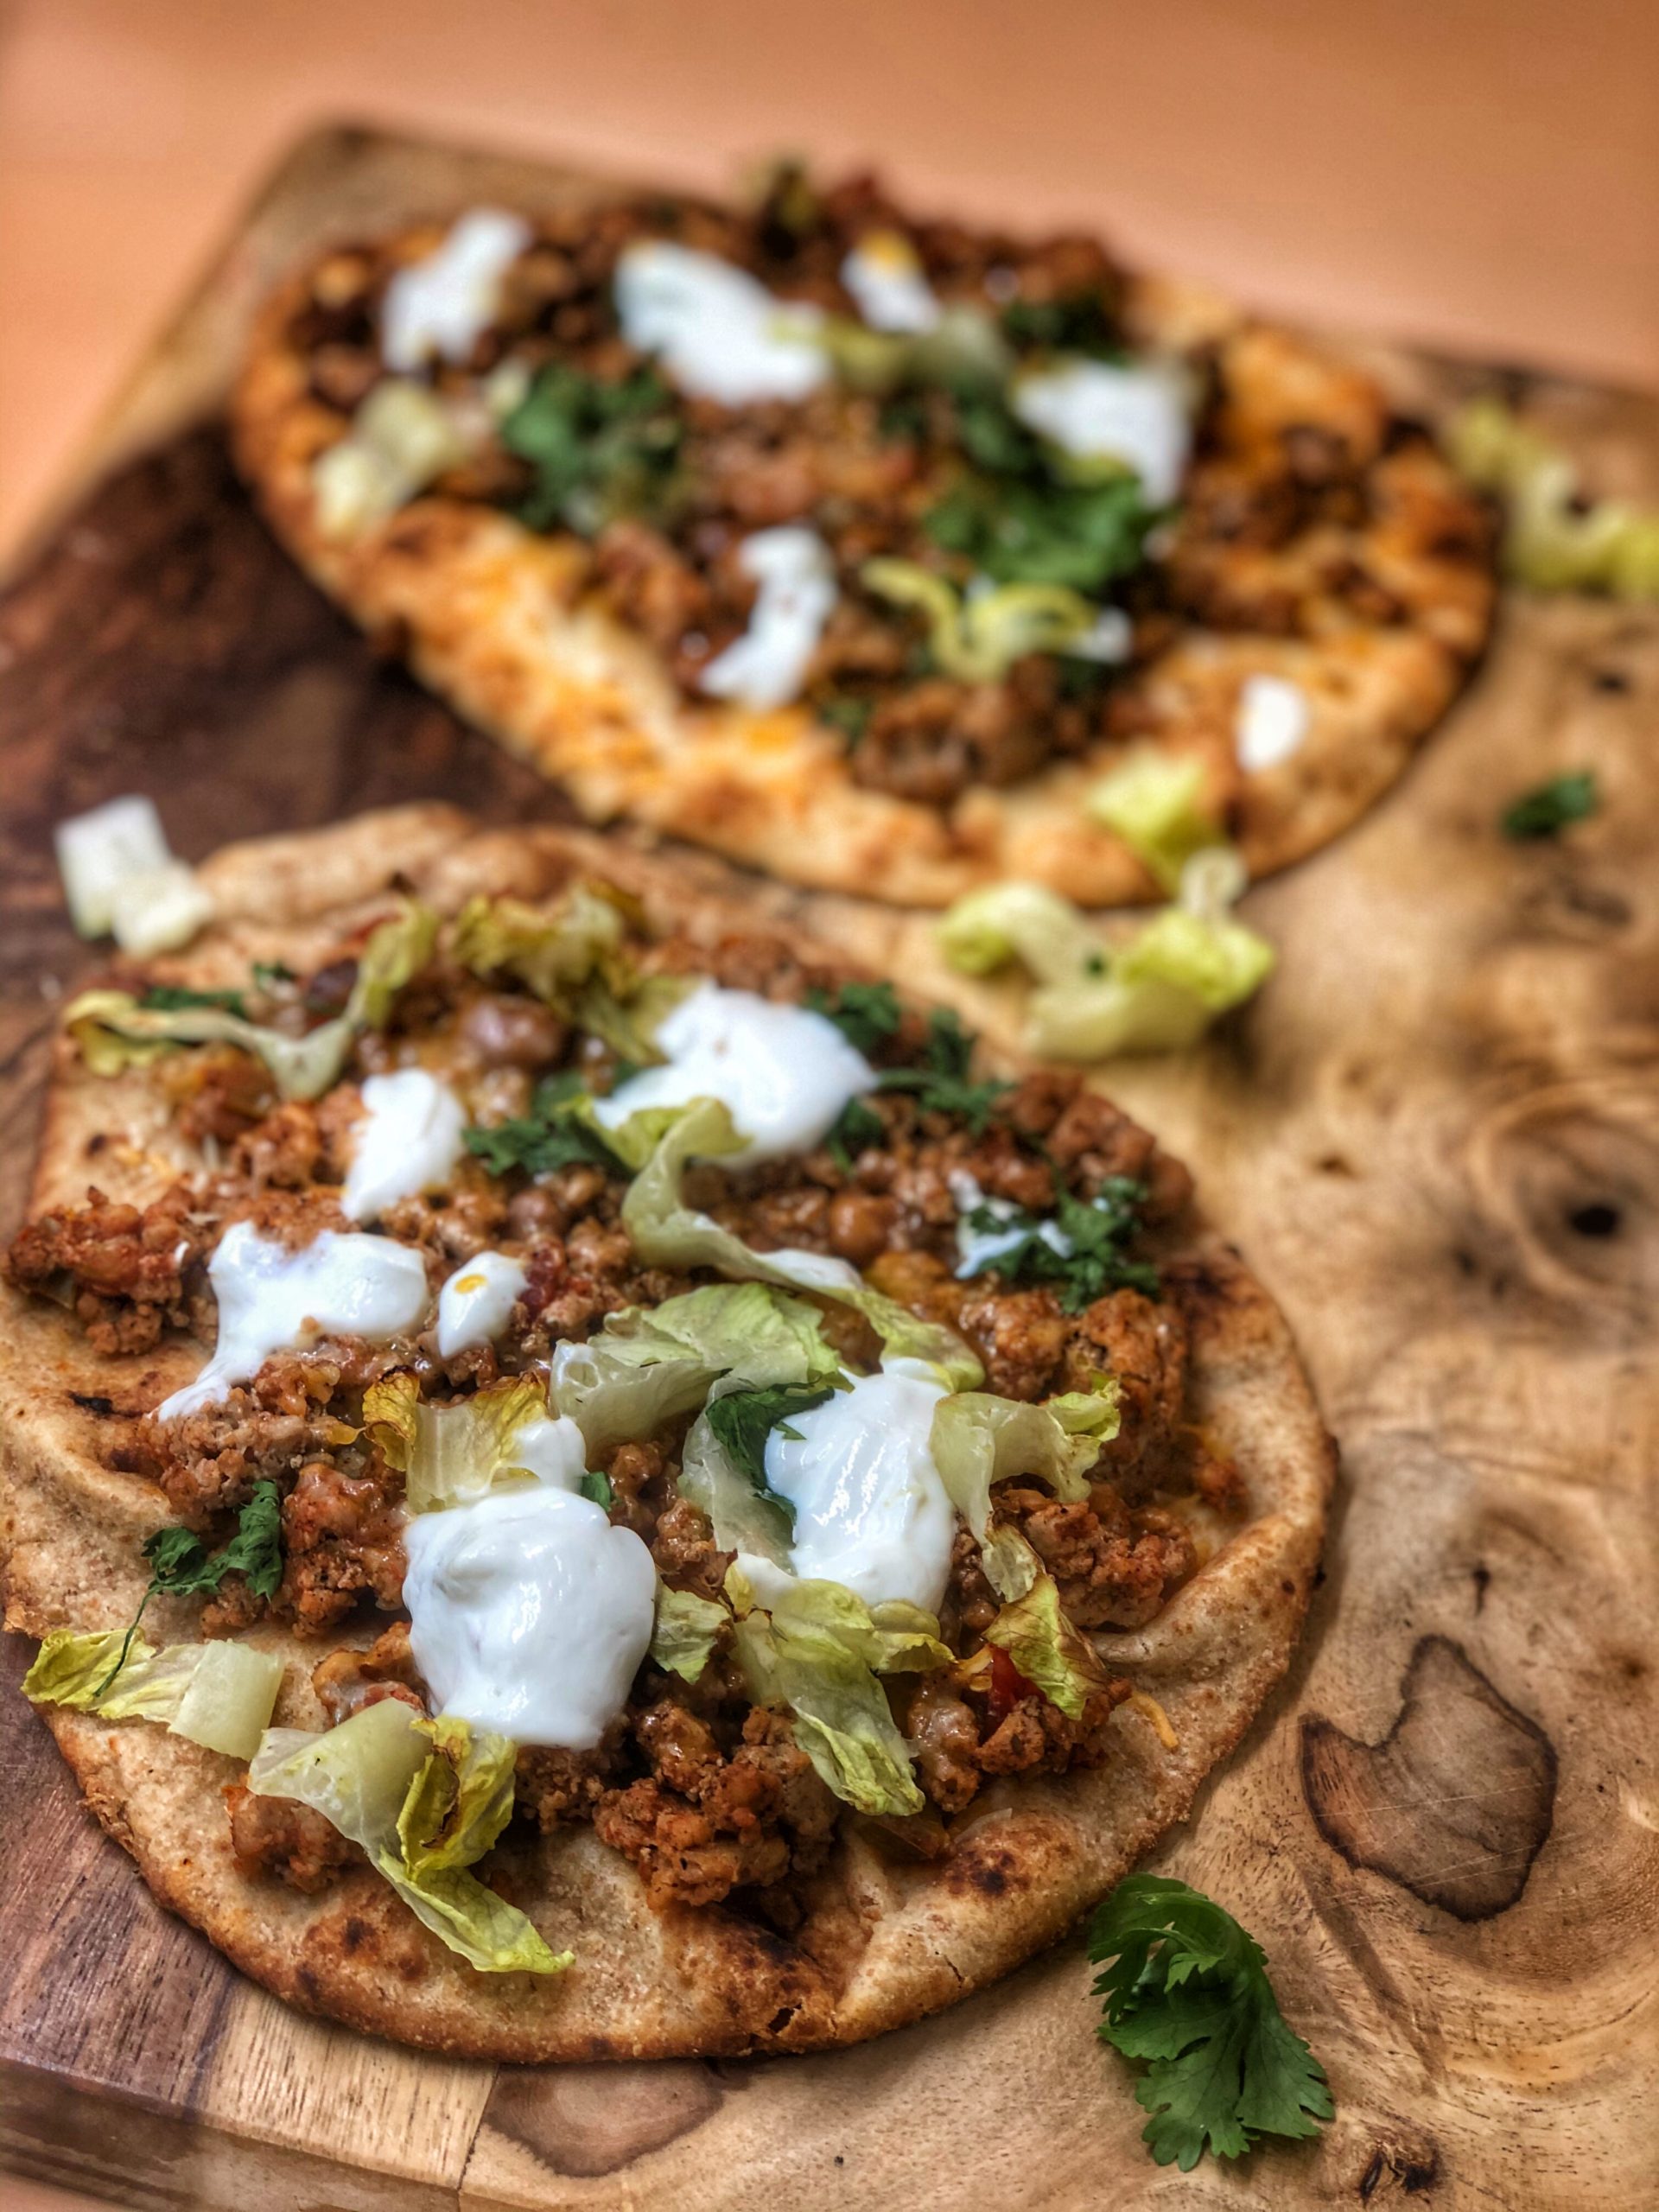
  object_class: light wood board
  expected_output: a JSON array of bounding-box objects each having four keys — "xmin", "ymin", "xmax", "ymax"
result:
[{"xmin": 1, "ymin": 124, "xmax": 1656, "ymax": 2212}]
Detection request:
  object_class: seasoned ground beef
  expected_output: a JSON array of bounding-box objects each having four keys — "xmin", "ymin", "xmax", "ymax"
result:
[
  {"xmin": 4, "ymin": 1185, "xmax": 207, "ymax": 1355},
  {"xmin": 902, "ymin": 1666, "xmax": 1133, "ymax": 1815},
  {"xmin": 226, "ymin": 1781, "xmax": 363, "ymax": 1891},
  {"xmin": 1000, "ymin": 1484, "xmax": 1196, "ymax": 1631},
  {"xmin": 310, "ymin": 1619, "xmax": 426, "ymax": 1723}
]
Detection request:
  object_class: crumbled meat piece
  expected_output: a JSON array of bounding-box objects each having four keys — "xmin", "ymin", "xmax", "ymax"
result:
[
  {"xmin": 975, "ymin": 1679, "xmax": 1129, "ymax": 1776},
  {"xmin": 4, "ymin": 1185, "xmax": 205, "ymax": 1355},
  {"xmin": 226, "ymin": 1781, "xmax": 361, "ymax": 1892},
  {"xmin": 904, "ymin": 1675, "xmax": 982, "ymax": 1813},
  {"xmin": 1062, "ymin": 1288, "xmax": 1190, "ymax": 1484},
  {"xmin": 999, "ymin": 1483, "xmax": 1196, "ymax": 1630},
  {"xmin": 231, "ymin": 1101, "xmax": 323, "ymax": 1190},
  {"xmin": 594, "ymin": 1704, "xmax": 837, "ymax": 1909},
  {"xmin": 311, "ymin": 1619, "xmax": 425, "ymax": 1724},
  {"xmin": 516, "ymin": 1726, "xmax": 628, "ymax": 1828},
  {"xmin": 650, "ymin": 1497, "xmax": 733, "ymax": 1603},
  {"xmin": 276, "ymin": 1459, "xmax": 408, "ymax": 1633}
]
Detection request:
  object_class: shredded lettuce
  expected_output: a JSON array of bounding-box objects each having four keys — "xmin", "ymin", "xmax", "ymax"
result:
[
  {"xmin": 250, "ymin": 1701, "xmax": 569, "ymax": 1975},
  {"xmin": 1086, "ymin": 752, "xmax": 1224, "ymax": 893},
  {"xmin": 363, "ymin": 1372, "xmax": 549, "ymax": 1512},
  {"xmin": 314, "ymin": 379, "xmax": 473, "ymax": 537},
  {"xmin": 937, "ymin": 863, "xmax": 1273, "ymax": 1060},
  {"xmin": 734, "ymin": 1579, "xmax": 950, "ymax": 1815},
  {"xmin": 63, "ymin": 899, "xmax": 437, "ymax": 1101},
  {"xmin": 982, "ymin": 1570, "xmax": 1109, "ymax": 1719},
  {"xmin": 552, "ymin": 1280, "xmax": 840, "ymax": 1458},
  {"xmin": 649, "ymin": 1585, "xmax": 728, "ymax": 1681},
  {"xmin": 448, "ymin": 885, "xmax": 689, "ymax": 1061},
  {"xmin": 931, "ymin": 1380, "xmax": 1119, "ymax": 1545},
  {"xmin": 25, "ymin": 1628, "xmax": 283, "ymax": 1760},
  {"xmin": 621, "ymin": 1097, "xmax": 982, "ymax": 1388},
  {"xmin": 861, "ymin": 559, "xmax": 1103, "ymax": 681},
  {"xmin": 804, "ymin": 302, "xmax": 1011, "ymax": 395},
  {"xmin": 1447, "ymin": 396, "xmax": 1659, "ymax": 598}
]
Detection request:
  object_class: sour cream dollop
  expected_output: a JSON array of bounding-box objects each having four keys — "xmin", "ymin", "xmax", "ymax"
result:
[
  {"xmin": 594, "ymin": 982, "xmax": 875, "ymax": 1166},
  {"xmin": 1235, "ymin": 673, "xmax": 1311, "ymax": 772},
  {"xmin": 342, "ymin": 1069, "xmax": 467, "ymax": 1224},
  {"xmin": 613, "ymin": 242, "xmax": 828, "ymax": 406},
  {"xmin": 435, "ymin": 1249, "xmax": 530, "ymax": 1357},
  {"xmin": 841, "ymin": 232, "xmax": 940, "ymax": 334},
  {"xmin": 404, "ymin": 1484, "xmax": 656, "ymax": 1749},
  {"xmin": 697, "ymin": 526, "xmax": 838, "ymax": 712},
  {"xmin": 381, "ymin": 208, "xmax": 532, "ymax": 373},
  {"xmin": 1012, "ymin": 359, "xmax": 1192, "ymax": 506},
  {"xmin": 157, "ymin": 1221, "xmax": 429, "ymax": 1421},
  {"xmin": 741, "ymin": 1365, "xmax": 956, "ymax": 1615}
]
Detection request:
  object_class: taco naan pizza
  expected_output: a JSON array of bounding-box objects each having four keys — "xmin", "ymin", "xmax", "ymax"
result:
[
  {"xmin": 0, "ymin": 806, "xmax": 1330, "ymax": 2058},
  {"xmin": 231, "ymin": 168, "xmax": 1496, "ymax": 909}
]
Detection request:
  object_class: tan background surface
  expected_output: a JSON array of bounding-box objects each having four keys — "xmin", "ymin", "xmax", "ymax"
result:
[{"xmin": 3, "ymin": 0, "xmax": 1659, "ymax": 561}]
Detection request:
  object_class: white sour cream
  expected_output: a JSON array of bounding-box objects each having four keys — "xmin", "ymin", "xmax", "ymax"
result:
[
  {"xmin": 741, "ymin": 1366, "xmax": 956, "ymax": 1615},
  {"xmin": 1235, "ymin": 674, "xmax": 1311, "ymax": 772},
  {"xmin": 403, "ymin": 1484, "xmax": 655, "ymax": 1749},
  {"xmin": 435, "ymin": 1249, "xmax": 530, "ymax": 1357},
  {"xmin": 381, "ymin": 208, "xmax": 532, "ymax": 372},
  {"xmin": 949, "ymin": 1168, "xmax": 1069, "ymax": 1280},
  {"xmin": 342, "ymin": 1070, "xmax": 467, "ymax": 1224},
  {"xmin": 157, "ymin": 1220, "xmax": 429, "ymax": 1421},
  {"xmin": 697, "ymin": 526, "xmax": 838, "ymax": 712},
  {"xmin": 613, "ymin": 242, "xmax": 828, "ymax": 406},
  {"xmin": 594, "ymin": 982, "xmax": 875, "ymax": 1166},
  {"xmin": 842, "ymin": 232, "xmax": 940, "ymax": 334},
  {"xmin": 1012, "ymin": 359, "xmax": 1191, "ymax": 505},
  {"xmin": 508, "ymin": 1414, "xmax": 588, "ymax": 1490}
]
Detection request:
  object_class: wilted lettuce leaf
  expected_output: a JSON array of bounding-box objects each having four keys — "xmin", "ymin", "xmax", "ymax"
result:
[
  {"xmin": 250, "ymin": 1700, "xmax": 569, "ymax": 1975},
  {"xmin": 63, "ymin": 899, "xmax": 436, "ymax": 1101},
  {"xmin": 982, "ymin": 1570, "xmax": 1109, "ymax": 1719},
  {"xmin": 448, "ymin": 884, "xmax": 689, "ymax": 1062},
  {"xmin": 861, "ymin": 559, "xmax": 1103, "ymax": 681},
  {"xmin": 931, "ymin": 1379, "xmax": 1120, "ymax": 1546},
  {"xmin": 25, "ymin": 1628, "xmax": 283, "ymax": 1760},
  {"xmin": 622, "ymin": 1097, "xmax": 982, "ymax": 1388},
  {"xmin": 649, "ymin": 1585, "xmax": 728, "ymax": 1681},
  {"xmin": 363, "ymin": 1372, "xmax": 549, "ymax": 1513}
]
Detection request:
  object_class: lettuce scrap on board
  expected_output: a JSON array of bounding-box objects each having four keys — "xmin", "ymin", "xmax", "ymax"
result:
[{"xmin": 1447, "ymin": 396, "xmax": 1659, "ymax": 598}]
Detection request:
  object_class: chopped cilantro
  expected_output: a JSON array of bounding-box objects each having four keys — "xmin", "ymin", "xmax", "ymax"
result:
[
  {"xmin": 804, "ymin": 979, "xmax": 902, "ymax": 1056},
  {"xmin": 874, "ymin": 1007, "xmax": 1010, "ymax": 1133},
  {"xmin": 251, "ymin": 961, "xmax": 296, "ymax": 990},
  {"xmin": 999, "ymin": 291, "xmax": 1123, "ymax": 357},
  {"xmin": 464, "ymin": 1071, "xmax": 626, "ymax": 1179},
  {"xmin": 817, "ymin": 694, "xmax": 874, "ymax": 746},
  {"xmin": 97, "ymin": 1481, "xmax": 285, "ymax": 1696},
  {"xmin": 578, "ymin": 1469, "xmax": 616, "ymax": 1510},
  {"xmin": 139, "ymin": 983, "xmax": 247, "ymax": 1019},
  {"xmin": 961, "ymin": 1178, "xmax": 1158, "ymax": 1308},
  {"xmin": 1501, "ymin": 770, "xmax": 1599, "ymax": 841},
  {"xmin": 502, "ymin": 364, "xmax": 683, "ymax": 535},
  {"xmin": 1090, "ymin": 1874, "xmax": 1332, "ymax": 2171},
  {"xmin": 704, "ymin": 1382, "xmax": 841, "ymax": 1531},
  {"xmin": 925, "ymin": 465, "xmax": 1155, "ymax": 594},
  {"xmin": 825, "ymin": 1094, "xmax": 887, "ymax": 1172}
]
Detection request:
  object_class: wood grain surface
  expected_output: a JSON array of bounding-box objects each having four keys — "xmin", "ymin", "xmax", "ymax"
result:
[{"xmin": 1, "ymin": 124, "xmax": 1656, "ymax": 2212}]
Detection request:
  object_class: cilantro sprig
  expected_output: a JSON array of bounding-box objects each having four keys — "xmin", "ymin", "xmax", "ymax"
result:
[
  {"xmin": 1090, "ymin": 1875, "xmax": 1332, "ymax": 2171},
  {"xmin": 98, "ymin": 1480, "xmax": 285, "ymax": 1695},
  {"xmin": 464, "ymin": 1071, "xmax": 627, "ymax": 1179},
  {"xmin": 704, "ymin": 1381, "xmax": 842, "ymax": 1531},
  {"xmin": 805, "ymin": 979, "xmax": 903, "ymax": 1056},
  {"xmin": 874, "ymin": 1007, "xmax": 1011, "ymax": 1133},
  {"xmin": 961, "ymin": 1177, "xmax": 1158, "ymax": 1307},
  {"xmin": 1500, "ymin": 770, "xmax": 1599, "ymax": 841},
  {"xmin": 139, "ymin": 983, "xmax": 249, "ymax": 1019},
  {"xmin": 502, "ymin": 363, "xmax": 683, "ymax": 535}
]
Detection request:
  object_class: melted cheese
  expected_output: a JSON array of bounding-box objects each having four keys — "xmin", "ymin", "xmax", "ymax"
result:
[
  {"xmin": 157, "ymin": 1221, "xmax": 429, "ymax": 1421},
  {"xmin": 342, "ymin": 1070, "xmax": 467, "ymax": 1224},
  {"xmin": 594, "ymin": 982, "xmax": 875, "ymax": 1166},
  {"xmin": 613, "ymin": 242, "xmax": 828, "ymax": 405},
  {"xmin": 435, "ymin": 1249, "xmax": 530, "ymax": 1357},
  {"xmin": 1235, "ymin": 674, "xmax": 1311, "ymax": 772},
  {"xmin": 697, "ymin": 526, "xmax": 838, "ymax": 712},
  {"xmin": 381, "ymin": 208, "xmax": 532, "ymax": 372},
  {"xmin": 1012, "ymin": 359, "xmax": 1192, "ymax": 505},
  {"xmin": 841, "ymin": 232, "xmax": 940, "ymax": 334},
  {"xmin": 403, "ymin": 1484, "xmax": 655, "ymax": 1749},
  {"xmin": 740, "ymin": 1366, "xmax": 955, "ymax": 1614}
]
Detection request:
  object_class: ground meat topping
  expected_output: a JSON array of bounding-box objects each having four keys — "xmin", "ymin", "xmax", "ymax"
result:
[{"xmin": 226, "ymin": 1781, "xmax": 363, "ymax": 1892}]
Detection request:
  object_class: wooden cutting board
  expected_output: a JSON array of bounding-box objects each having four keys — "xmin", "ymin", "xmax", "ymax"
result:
[{"xmin": 2, "ymin": 124, "xmax": 1656, "ymax": 2212}]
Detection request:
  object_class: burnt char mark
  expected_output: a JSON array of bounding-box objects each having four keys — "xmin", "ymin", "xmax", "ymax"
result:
[
  {"xmin": 68, "ymin": 1392, "xmax": 118, "ymax": 1416},
  {"xmin": 1301, "ymin": 1635, "xmax": 1555, "ymax": 1920}
]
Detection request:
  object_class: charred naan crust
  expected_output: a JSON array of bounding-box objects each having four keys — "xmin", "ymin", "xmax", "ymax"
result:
[
  {"xmin": 0, "ymin": 806, "xmax": 1332, "ymax": 2057},
  {"xmin": 231, "ymin": 184, "xmax": 1496, "ymax": 909}
]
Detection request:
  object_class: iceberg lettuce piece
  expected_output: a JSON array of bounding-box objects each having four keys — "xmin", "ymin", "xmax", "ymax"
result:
[
  {"xmin": 363, "ymin": 1372, "xmax": 550, "ymax": 1513},
  {"xmin": 931, "ymin": 1379, "xmax": 1120, "ymax": 1543},
  {"xmin": 63, "ymin": 898, "xmax": 436, "ymax": 1101},
  {"xmin": 449, "ymin": 885, "xmax": 690, "ymax": 1061},
  {"xmin": 936, "ymin": 880, "xmax": 1102, "ymax": 985},
  {"xmin": 1086, "ymin": 751, "xmax": 1224, "ymax": 893},
  {"xmin": 1447, "ymin": 396, "xmax": 1659, "ymax": 599},
  {"xmin": 25, "ymin": 1628, "xmax": 283, "ymax": 1761},
  {"xmin": 649, "ymin": 1585, "xmax": 729, "ymax": 1682},
  {"xmin": 250, "ymin": 1700, "xmax": 569, "ymax": 1976},
  {"xmin": 622, "ymin": 1098, "xmax": 982, "ymax": 1388},
  {"xmin": 861, "ymin": 559, "xmax": 1103, "ymax": 682},
  {"xmin": 982, "ymin": 1570, "xmax": 1109, "ymax": 1720}
]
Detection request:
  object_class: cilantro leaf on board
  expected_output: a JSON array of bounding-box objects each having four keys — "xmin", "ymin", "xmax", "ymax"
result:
[
  {"xmin": 703, "ymin": 1382, "xmax": 842, "ymax": 1533},
  {"xmin": 464, "ymin": 1071, "xmax": 627, "ymax": 1179},
  {"xmin": 97, "ymin": 1481, "xmax": 285, "ymax": 1696},
  {"xmin": 139, "ymin": 983, "xmax": 249, "ymax": 1019},
  {"xmin": 804, "ymin": 980, "xmax": 903, "ymax": 1056},
  {"xmin": 959, "ymin": 1177, "xmax": 1159, "ymax": 1308},
  {"xmin": 874, "ymin": 1007, "xmax": 1011, "ymax": 1133},
  {"xmin": 502, "ymin": 363, "xmax": 683, "ymax": 536},
  {"xmin": 1500, "ymin": 770, "xmax": 1599, "ymax": 841},
  {"xmin": 1090, "ymin": 1874, "xmax": 1332, "ymax": 2171}
]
